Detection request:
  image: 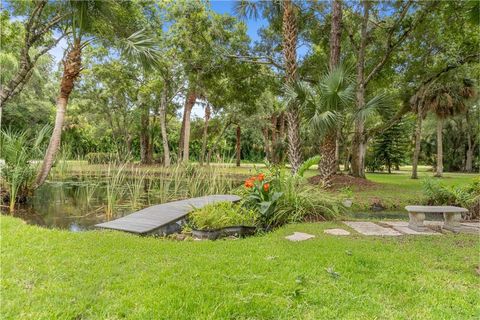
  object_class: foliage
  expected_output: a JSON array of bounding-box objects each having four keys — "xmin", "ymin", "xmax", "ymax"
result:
[
  {"xmin": 242, "ymin": 164, "xmax": 342, "ymax": 228},
  {"xmin": 422, "ymin": 178, "xmax": 480, "ymax": 219},
  {"xmin": 297, "ymin": 155, "xmax": 321, "ymax": 177},
  {"xmin": 0, "ymin": 126, "xmax": 50, "ymax": 212},
  {"xmin": 243, "ymin": 171, "xmax": 283, "ymax": 228},
  {"xmin": 189, "ymin": 201, "xmax": 258, "ymax": 230}
]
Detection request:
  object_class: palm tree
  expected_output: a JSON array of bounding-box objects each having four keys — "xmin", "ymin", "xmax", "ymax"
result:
[
  {"xmin": 424, "ymin": 80, "xmax": 473, "ymax": 177},
  {"xmin": 285, "ymin": 64, "xmax": 355, "ymax": 185},
  {"xmin": 35, "ymin": 2, "xmax": 160, "ymax": 187},
  {"xmin": 236, "ymin": 0, "xmax": 302, "ymax": 173}
]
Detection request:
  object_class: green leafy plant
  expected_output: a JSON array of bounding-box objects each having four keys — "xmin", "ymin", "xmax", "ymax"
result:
[
  {"xmin": 189, "ymin": 202, "xmax": 258, "ymax": 230},
  {"xmin": 243, "ymin": 171, "xmax": 283, "ymax": 228},
  {"xmin": 297, "ymin": 155, "xmax": 321, "ymax": 177},
  {"xmin": 1, "ymin": 126, "xmax": 50, "ymax": 212},
  {"xmin": 422, "ymin": 178, "xmax": 480, "ymax": 219}
]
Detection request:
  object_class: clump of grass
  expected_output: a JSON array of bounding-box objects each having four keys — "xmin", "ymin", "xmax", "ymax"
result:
[
  {"xmin": 127, "ymin": 167, "xmax": 147, "ymax": 209},
  {"xmin": 105, "ymin": 164, "xmax": 127, "ymax": 219}
]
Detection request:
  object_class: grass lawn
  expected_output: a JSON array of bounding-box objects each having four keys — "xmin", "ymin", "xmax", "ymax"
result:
[{"xmin": 2, "ymin": 216, "xmax": 479, "ymax": 319}]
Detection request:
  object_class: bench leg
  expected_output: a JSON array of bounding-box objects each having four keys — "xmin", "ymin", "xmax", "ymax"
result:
[
  {"xmin": 408, "ymin": 212, "xmax": 428, "ymax": 232},
  {"xmin": 443, "ymin": 212, "xmax": 461, "ymax": 233}
]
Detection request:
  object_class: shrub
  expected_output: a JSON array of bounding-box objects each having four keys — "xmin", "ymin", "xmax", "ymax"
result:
[
  {"xmin": 85, "ymin": 152, "xmax": 116, "ymax": 164},
  {"xmin": 242, "ymin": 164, "xmax": 343, "ymax": 228},
  {"xmin": 1, "ymin": 126, "xmax": 50, "ymax": 212},
  {"xmin": 422, "ymin": 178, "xmax": 480, "ymax": 220},
  {"xmin": 189, "ymin": 202, "xmax": 258, "ymax": 230}
]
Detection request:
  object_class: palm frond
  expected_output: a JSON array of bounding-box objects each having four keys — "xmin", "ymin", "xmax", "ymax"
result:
[
  {"xmin": 355, "ymin": 92, "xmax": 391, "ymax": 122},
  {"xmin": 121, "ymin": 29, "xmax": 162, "ymax": 71}
]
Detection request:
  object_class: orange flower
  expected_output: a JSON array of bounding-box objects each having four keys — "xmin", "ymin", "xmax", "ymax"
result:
[
  {"xmin": 244, "ymin": 179, "xmax": 254, "ymax": 188},
  {"xmin": 257, "ymin": 173, "xmax": 265, "ymax": 181},
  {"xmin": 263, "ymin": 183, "xmax": 270, "ymax": 192}
]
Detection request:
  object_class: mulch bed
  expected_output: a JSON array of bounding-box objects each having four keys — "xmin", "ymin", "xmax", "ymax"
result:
[{"xmin": 308, "ymin": 174, "xmax": 379, "ymax": 191}]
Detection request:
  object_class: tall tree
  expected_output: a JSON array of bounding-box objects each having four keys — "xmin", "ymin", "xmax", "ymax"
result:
[
  {"xmin": 36, "ymin": 1, "xmax": 160, "ymax": 187},
  {"xmin": 317, "ymin": 0, "xmax": 343, "ymax": 186}
]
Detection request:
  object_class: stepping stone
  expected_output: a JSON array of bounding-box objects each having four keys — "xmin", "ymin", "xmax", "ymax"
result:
[
  {"xmin": 285, "ymin": 232, "xmax": 315, "ymax": 242},
  {"xmin": 324, "ymin": 228, "xmax": 350, "ymax": 236},
  {"xmin": 382, "ymin": 221, "xmax": 439, "ymax": 235},
  {"xmin": 344, "ymin": 221, "xmax": 402, "ymax": 236}
]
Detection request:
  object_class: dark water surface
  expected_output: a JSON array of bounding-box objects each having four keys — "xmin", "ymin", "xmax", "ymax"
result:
[{"xmin": 4, "ymin": 174, "xmax": 241, "ymax": 231}]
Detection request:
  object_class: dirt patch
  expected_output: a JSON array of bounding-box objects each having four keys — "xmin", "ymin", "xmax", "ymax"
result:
[{"xmin": 308, "ymin": 174, "xmax": 379, "ymax": 191}]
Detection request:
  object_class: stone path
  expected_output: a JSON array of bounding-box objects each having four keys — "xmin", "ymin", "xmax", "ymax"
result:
[
  {"xmin": 324, "ymin": 228, "xmax": 350, "ymax": 236},
  {"xmin": 380, "ymin": 221, "xmax": 439, "ymax": 235},
  {"xmin": 342, "ymin": 220, "xmax": 480, "ymax": 236},
  {"xmin": 285, "ymin": 232, "xmax": 315, "ymax": 242},
  {"xmin": 344, "ymin": 221, "xmax": 402, "ymax": 236}
]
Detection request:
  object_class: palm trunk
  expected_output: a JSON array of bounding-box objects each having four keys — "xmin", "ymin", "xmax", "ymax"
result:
[
  {"xmin": 158, "ymin": 85, "xmax": 170, "ymax": 167},
  {"xmin": 318, "ymin": 131, "xmax": 337, "ymax": 187},
  {"xmin": 35, "ymin": 40, "xmax": 82, "ymax": 187},
  {"xmin": 350, "ymin": 0, "xmax": 369, "ymax": 179},
  {"xmin": 200, "ymin": 103, "xmax": 211, "ymax": 166},
  {"xmin": 236, "ymin": 125, "xmax": 241, "ymax": 167},
  {"xmin": 182, "ymin": 90, "xmax": 196, "ymax": 163},
  {"xmin": 283, "ymin": 0, "xmax": 302, "ymax": 174},
  {"xmin": 318, "ymin": 0, "xmax": 343, "ymax": 185},
  {"xmin": 411, "ymin": 111, "xmax": 423, "ymax": 179},
  {"xmin": 435, "ymin": 117, "xmax": 443, "ymax": 177}
]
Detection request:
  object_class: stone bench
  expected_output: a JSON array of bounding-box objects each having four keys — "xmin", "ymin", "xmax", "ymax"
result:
[{"xmin": 405, "ymin": 205, "xmax": 468, "ymax": 233}]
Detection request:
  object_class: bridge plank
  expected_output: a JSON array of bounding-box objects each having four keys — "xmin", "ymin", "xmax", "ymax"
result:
[{"xmin": 95, "ymin": 194, "xmax": 241, "ymax": 234}]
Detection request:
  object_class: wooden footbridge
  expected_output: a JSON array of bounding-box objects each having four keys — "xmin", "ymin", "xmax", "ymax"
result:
[{"xmin": 95, "ymin": 194, "xmax": 241, "ymax": 235}]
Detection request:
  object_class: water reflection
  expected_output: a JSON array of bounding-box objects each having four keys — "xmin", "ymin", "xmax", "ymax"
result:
[{"xmin": 3, "ymin": 174, "xmax": 240, "ymax": 231}]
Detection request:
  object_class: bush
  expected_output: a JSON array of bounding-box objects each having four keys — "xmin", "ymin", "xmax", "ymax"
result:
[
  {"xmin": 241, "ymin": 163, "xmax": 343, "ymax": 228},
  {"xmin": 422, "ymin": 178, "xmax": 480, "ymax": 220},
  {"xmin": 85, "ymin": 152, "xmax": 116, "ymax": 164},
  {"xmin": 189, "ymin": 202, "xmax": 258, "ymax": 230}
]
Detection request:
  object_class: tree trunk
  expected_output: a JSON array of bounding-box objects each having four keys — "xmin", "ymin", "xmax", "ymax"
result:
[
  {"xmin": 236, "ymin": 125, "xmax": 241, "ymax": 167},
  {"xmin": 158, "ymin": 84, "xmax": 170, "ymax": 167},
  {"xmin": 318, "ymin": 131, "xmax": 337, "ymax": 187},
  {"xmin": 35, "ymin": 40, "xmax": 82, "ymax": 187},
  {"xmin": 465, "ymin": 110, "xmax": 473, "ymax": 172},
  {"xmin": 200, "ymin": 102, "xmax": 211, "ymax": 166},
  {"xmin": 329, "ymin": 0, "xmax": 343, "ymax": 70},
  {"xmin": 263, "ymin": 126, "xmax": 271, "ymax": 160},
  {"xmin": 140, "ymin": 104, "xmax": 151, "ymax": 165},
  {"xmin": 435, "ymin": 117, "xmax": 443, "ymax": 177},
  {"xmin": 178, "ymin": 111, "xmax": 186, "ymax": 161},
  {"xmin": 350, "ymin": 0, "xmax": 369, "ymax": 179},
  {"xmin": 411, "ymin": 111, "xmax": 423, "ymax": 179},
  {"xmin": 283, "ymin": 0, "xmax": 302, "ymax": 174},
  {"xmin": 318, "ymin": 0, "xmax": 343, "ymax": 185},
  {"xmin": 182, "ymin": 90, "xmax": 196, "ymax": 163},
  {"xmin": 271, "ymin": 114, "xmax": 278, "ymax": 163}
]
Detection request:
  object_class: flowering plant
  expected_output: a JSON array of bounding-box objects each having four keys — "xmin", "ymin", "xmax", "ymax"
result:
[{"xmin": 244, "ymin": 172, "xmax": 283, "ymax": 227}]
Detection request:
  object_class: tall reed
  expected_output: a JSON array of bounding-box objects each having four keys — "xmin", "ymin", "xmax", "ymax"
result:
[{"xmin": 105, "ymin": 164, "xmax": 127, "ymax": 219}]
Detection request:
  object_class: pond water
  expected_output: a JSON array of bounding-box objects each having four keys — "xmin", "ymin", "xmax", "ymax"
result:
[{"xmin": 3, "ymin": 173, "xmax": 241, "ymax": 231}]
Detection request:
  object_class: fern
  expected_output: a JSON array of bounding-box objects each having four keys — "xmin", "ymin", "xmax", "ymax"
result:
[{"xmin": 297, "ymin": 155, "xmax": 321, "ymax": 177}]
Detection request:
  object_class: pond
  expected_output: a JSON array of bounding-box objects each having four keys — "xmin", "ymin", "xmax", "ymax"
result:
[{"xmin": 3, "ymin": 172, "xmax": 241, "ymax": 232}]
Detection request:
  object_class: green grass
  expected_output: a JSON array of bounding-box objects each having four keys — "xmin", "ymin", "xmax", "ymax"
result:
[{"xmin": 2, "ymin": 216, "xmax": 479, "ymax": 319}]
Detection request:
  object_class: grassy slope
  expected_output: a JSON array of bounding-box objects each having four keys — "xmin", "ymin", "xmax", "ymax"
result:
[{"xmin": 2, "ymin": 216, "xmax": 479, "ymax": 319}]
